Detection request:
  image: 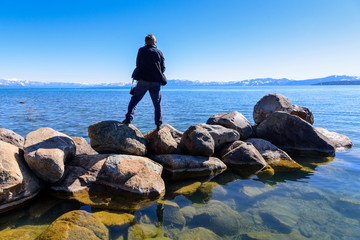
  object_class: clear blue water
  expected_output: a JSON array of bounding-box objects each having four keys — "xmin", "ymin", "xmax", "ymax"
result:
[{"xmin": 0, "ymin": 86, "xmax": 359, "ymax": 239}]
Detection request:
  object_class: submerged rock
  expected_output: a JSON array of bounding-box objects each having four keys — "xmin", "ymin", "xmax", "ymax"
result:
[
  {"xmin": 180, "ymin": 125, "xmax": 215, "ymax": 156},
  {"xmin": 88, "ymin": 120, "xmax": 147, "ymax": 156},
  {"xmin": 0, "ymin": 128, "xmax": 24, "ymax": 149},
  {"xmin": 72, "ymin": 136, "xmax": 96, "ymax": 155},
  {"xmin": 219, "ymin": 141, "xmax": 267, "ymax": 177},
  {"xmin": 190, "ymin": 200, "xmax": 242, "ymax": 236},
  {"xmin": 52, "ymin": 154, "xmax": 165, "ymax": 198},
  {"xmin": 245, "ymin": 138, "xmax": 302, "ymax": 171},
  {"xmin": 23, "ymin": 127, "xmax": 76, "ymax": 183},
  {"xmin": 197, "ymin": 123, "xmax": 240, "ymax": 150},
  {"xmin": 177, "ymin": 227, "xmax": 222, "ymax": 240},
  {"xmin": 144, "ymin": 124, "xmax": 182, "ymax": 154},
  {"xmin": 150, "ymin": 154, "xmax": 226, "ymax": 180},
  {"xmin": 0, "ymin": 140, "xmax": 43, "ymax": 213},
  {"xmin": 159, "ymin": 201, "xmax": 186, "ymax": 229},
  {"xmin": 93, "ymin": 211, "xmax": 134, "ymax": 228},
  {"xmin": 256, "ymin": 112, "xmax": 335, "ymax": 156},
  {"xmin": 315, "ymin": 127, "xmax": 353, "ymax": 150},
  {"xmin": 291, "ymin": 105, "xmax": 314, "ymax": 125},
  {"xmin": 253, "ymin": 93, "xmax": 293, "ymax": 124},
  {"xmin": 207, "ymin": 111, "xmax": 253, "ymax": 140},
  {"xmin": 0, "ymin": 225, "xmax": 48, "ymax": 240},
  {"xmin": 37, "ymin": 210, "xmax": 109, "ymax": 240}
]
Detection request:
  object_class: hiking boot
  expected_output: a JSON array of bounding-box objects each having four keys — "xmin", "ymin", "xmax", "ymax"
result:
[{"xmin": 156, "ymin": 123, "xmax": 162, "ymax": 130}]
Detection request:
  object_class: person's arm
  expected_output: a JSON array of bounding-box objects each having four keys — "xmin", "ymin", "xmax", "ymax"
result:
[
  {"xmin": 160, "ymin": 51, "xmax": 165, "ymax": 73},
  {"xmin": 136, "ymin": 48, "xmax": 141, "ymax": 67}
]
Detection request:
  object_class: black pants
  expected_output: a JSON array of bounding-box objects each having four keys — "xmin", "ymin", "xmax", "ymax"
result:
[{"xmin": 125, "ymin": 80, "xmax": 162, "ymax": 125}]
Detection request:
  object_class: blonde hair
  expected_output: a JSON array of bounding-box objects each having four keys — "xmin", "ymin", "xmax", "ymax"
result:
[{"xmin": 145, "ymin": 34, "xmax": 156, "ymax": 45}]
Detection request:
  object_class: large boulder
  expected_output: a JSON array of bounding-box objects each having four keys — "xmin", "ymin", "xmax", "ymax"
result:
[
  {"xmin": 144, "ymin": 124, "xmax": 182, "ymax": 154},
  {"xmin": 0, "ymin": 128, "xmax": 24, "ymax": 149},
  {"xmin": 256, "ymin": 112, "xmax": 336, "ymax": 156},
  {"xmin": 245, "ymin": 138, "xmax": 302, "ymax": 171},
  {"xmin": 37, "ymin": 210, "xmax": 109, "ymax": 240},
  {"xmin": 197, "ymin": 123, "xmax": 240, "ymax": 150},
  {"xmin": 23, "ymin": 127, "xmax": 76, "ymax": 183},
  {"xmin": 180, "ymin": 125, "xmax": 215, "ymax": 156},
  {"xmin": 0, "ymin": 140, "xmax": 43, "ymax": 212},
  {"xmin": 253, "ymin": 93, "xmax": 293, "ymax": 124},
  {"xmin": 88, "ymin": 121, "xmax": 147, "ymax": 156},
  {"xmin": 291, "ymin": 105, "xmax": 314, "ymax": 125},
  {"xmin": 207, "ymin": 111, "xmax": 253, "ymax": 140},
  {"xmin": 97, "ymin": 155, "xmax": 164, "ymax": 197},
  {"xmin": 219, "ymin": 140, "xmax": 267, "ymax": 176},
  {"xmin": 51, "ymin": 154, "xmax": 109, "ymax": 194},
  {"xmin": 150, "ymin": 154, "xmax": 227, "ymax": 180},
  {"xmin": 315, "ymin": 128, "xmax": 353, "ymax": 150},
  {"xmin": 72, "ymin": 136, "xmax": 96, "ymax": 155},
  {"xmin": 52, "ymin": 154, "xmax": 165, "ymax": 198}
]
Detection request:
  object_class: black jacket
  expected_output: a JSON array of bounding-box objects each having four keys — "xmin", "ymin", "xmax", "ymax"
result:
[{"xmin": 135, "ymin": 45, "xmax": 166, "ymax": 82}]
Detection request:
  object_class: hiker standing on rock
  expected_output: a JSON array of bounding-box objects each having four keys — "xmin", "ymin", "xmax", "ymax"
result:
[{"xmin": 123, "ymin": 34, "xmax": 167, "ymax": 130}]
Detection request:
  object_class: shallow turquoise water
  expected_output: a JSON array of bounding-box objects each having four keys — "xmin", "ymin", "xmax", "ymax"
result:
[{"xmin": 0, "ymin": 86, "xmax": 359, "ymax": 239}]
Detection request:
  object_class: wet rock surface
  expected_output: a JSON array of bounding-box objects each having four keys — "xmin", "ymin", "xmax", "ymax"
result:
[
  {"xmin": 219, "ymin": 140, "xmax": 267, "ymax": 176},
  {"xmin": 23, "ymin": 127, "xmax": 76, "ymax": 183},
  {"xmin": 150, "ymin": 154, "xmax": 226, "ymax": 180},
  {"xmin": 245, "ymin": 138, "xmax": 302, "ymax": 171}
]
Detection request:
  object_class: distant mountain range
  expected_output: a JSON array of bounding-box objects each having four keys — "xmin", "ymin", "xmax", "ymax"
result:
[{"xmin": 1, "ymin": 75, "xmax": 359, "ymax": 88}]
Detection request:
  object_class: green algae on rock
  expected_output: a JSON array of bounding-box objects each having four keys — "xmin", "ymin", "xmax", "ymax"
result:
[
  {"xmin": 37, "ymin": 210, "xmax": 108, "ymax": 240},
  {"xmin": 93, "ymin": 210, "xmax": 134, "ymax": 228},
  {"xmin": 177, "ymin": 227, "xmax": 222, "ymax": 240},
  {"xmin": 0, "ymin": 224, "xmax": 48, "ymax": 240}
]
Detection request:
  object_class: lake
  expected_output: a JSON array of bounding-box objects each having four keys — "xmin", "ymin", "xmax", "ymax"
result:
[{"xmin": 0, "ymin": 86, "xmax": 359, "ymax": 239}]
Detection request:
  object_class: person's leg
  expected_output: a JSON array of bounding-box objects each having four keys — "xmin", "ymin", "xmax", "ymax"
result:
[
  {"xmin": 149, "ymin": 81, "xmax": 162, "ymax": 127},
  {"xmin": 125, "ymin": 81, "xmax": 149, "ymax": 122}
]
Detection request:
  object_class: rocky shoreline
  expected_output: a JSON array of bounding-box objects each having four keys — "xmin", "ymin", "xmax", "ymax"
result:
[{"xmin": 0, "ymin": 93, "xmax": 353, "ymax": 239}]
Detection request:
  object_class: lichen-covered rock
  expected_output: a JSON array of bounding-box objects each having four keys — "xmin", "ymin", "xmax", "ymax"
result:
[
  {"xmin": 0, "ymin": 140, "xmax": 43, "ymax": 213},
  {"xmin": 291, "ymin": 105, "xmax": 314, "ymax": 125},
  {"xmin": 256, "ymin": 164, "xmax": 275, "ymax": 179},
  {"xmin": 88, "ymin": 120, "xmax": 147, "ymax": 156},
  {"xmin": 52, "ymin": 154, "xmax": 165, "ymax": 198},
  {"xmin": 197, "ymin": 123, "xmax": 240, "ymax": 150},
  {"xmin": 315, "ymin": 127, "xmax": 353, "ymax": 151},
  {"xmin": 37, "ymin": 210, "xmax": 109, "ymax": 240},
  {"xmin": 256, "ymin": 112, "xmax": 336, "ymax": 156},
  {"xmin": 245, "ymin": 138, "xmax": 302, "ymax": 171},
  {"xmin": 150, "ymin": 154, "xmax": 226, "ymax": 180},
  {"xmin": 190, "ymin": 200, "xmax": 242, "ymax": 236},
  {"xmin": 219, "ymin": 141, "xmax": 267, "ymax": 176},
  {"xmin": 177, "ymin": 227, "xmax": 222, "ymax": 240},
  {"xmin": 98, "ymin": 154, "xmax": 165, "ymax": 197},
  {"xmin": 72, "ymin": 136, "xmax": 96, "ymax": 155},
  {"xmin": 23, "ymin": 127, "xmax": 76, "ymax": 183},
  {"xmin": 180, "ymin": 125, "xmax": 215, "ymax": 156},
  {"xmin": 93, "ymin": 211, "xmax": 134, "ymax": 228},
  {"xmin": 253, "ymin": 93, "xmax": 293, "ymax": 124},
  {"xmin": 0, "ymin": 224, "xmax": 48, "ymax": 240},
  {"xmin": 0, "ymin": 128, "xmax": 24, "ymax": 149},
  {"xmin": 207, "ymin": 111, "xmax": 253, "ymax": 140},
  {"xmin": 144, "ymin": 124, "xmax": 182, "ymax": 154}
]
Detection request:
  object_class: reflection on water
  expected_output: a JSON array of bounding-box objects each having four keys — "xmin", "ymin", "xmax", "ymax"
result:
[{"xmin": 1, "ymin": 152, "xmax": 360, "ymax": 239}]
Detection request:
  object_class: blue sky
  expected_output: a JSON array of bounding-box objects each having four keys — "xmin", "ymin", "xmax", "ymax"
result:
[{"xmin": 0, "ymin": 0, "xmax": 359, "ymax": 83}]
